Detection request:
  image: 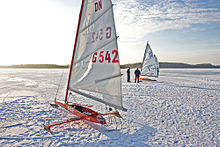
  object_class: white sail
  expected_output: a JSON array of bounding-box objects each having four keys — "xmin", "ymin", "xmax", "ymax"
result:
[
  {"xmin": 141, "ymin": 42, "xmax": 159, "ymax": 78},
  {"xmin": 68, "ymin": 0, "xmax": 126, "ymax": 111}
]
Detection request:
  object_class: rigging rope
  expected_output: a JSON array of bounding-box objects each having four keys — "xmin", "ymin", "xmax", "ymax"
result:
[{"xmin": 54, "ymin": 71, "xmax": 64, "ymax": 101}]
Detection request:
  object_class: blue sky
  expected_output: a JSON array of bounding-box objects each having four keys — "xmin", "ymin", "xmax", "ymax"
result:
[
  {"xmin": 113, "ymin": 0, "xmax": 220, "ymax": 64},
  {"xmin": 0, "ymin": 0, "xmax": 219, "ymax": 65}
]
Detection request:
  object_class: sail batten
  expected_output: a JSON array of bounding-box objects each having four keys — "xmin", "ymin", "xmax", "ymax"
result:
[
  {"xmin": 70, "ymin": 87, "xmax": 121, "ymax": 100},
  {"xmin": 70, "ymin": 88, "xmax": 127, "ymax": 111},
  {"xmin": 95, "ymin": 73, "xmax": 122, "ymax": 83},
  {"xmin": 79, "ymin": 4, "xmax": 113, "ymax": 33}
]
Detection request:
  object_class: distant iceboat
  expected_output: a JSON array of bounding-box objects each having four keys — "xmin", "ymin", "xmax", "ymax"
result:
[{"xmin": 140, "ymin": 42, "xmax": 159, "ymax": 81}]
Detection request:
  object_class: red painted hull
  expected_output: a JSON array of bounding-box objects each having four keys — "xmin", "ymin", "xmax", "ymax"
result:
[
  {"xmin": 134, "ymin": 78, "xmax": 156, "ymax": 81},
  {"xmin": 139, "ymin": 78, "xmax": 157, "ymax": 81},
  {"xmin": 55, "ymin": 100, "xmax": 106, "ymax": 124}
]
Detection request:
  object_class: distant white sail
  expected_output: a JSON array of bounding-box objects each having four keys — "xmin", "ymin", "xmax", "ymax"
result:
[
  {"xmin": 141, "ymin": 42, "xmax": 159, "ymax": 78},
  {"xmin": 68, "ymin": 0, "xmax": 126, "ymax": 111}
]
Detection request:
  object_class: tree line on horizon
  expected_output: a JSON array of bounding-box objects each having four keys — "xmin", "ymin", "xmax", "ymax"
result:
[
  {"xmin": 120, "ymin": 62, "xmax": 220, "ymax": 69},
  {"xmin": 0, "ymin": 64, "xmax": 69, "ymax": 68},
  {"xmin": 0, "ymin": 62, "xmax": 220, "ymax": 68}
]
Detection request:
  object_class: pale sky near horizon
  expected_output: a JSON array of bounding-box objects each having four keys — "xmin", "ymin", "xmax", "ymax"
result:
[{"xmin": 0, "ymin": 0, "xmax": 220, "ymax": 65}]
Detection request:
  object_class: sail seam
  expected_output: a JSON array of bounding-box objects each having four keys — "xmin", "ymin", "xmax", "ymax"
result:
[
  {"xmin": 95, "ymin": 73, "xmax": 122, "ymax": 83},
  {"xmin": 69, "ymin": 86, "xmax": 121, "ymax": 100},
  {"xmin": 69, "ymin": 88, "xmax": 127, "ymax": 111},
  {"xmin": 75, "ymin": 36, "xmax": 117, "ymax": 64},
  {"xmin": 79, "ymin": 4, "xmax": 113, "ymax": 33}
]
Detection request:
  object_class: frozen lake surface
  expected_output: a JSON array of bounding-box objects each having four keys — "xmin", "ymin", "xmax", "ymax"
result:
[{"xmin": 0, "ymin": 68, "xmax": 219, "ymax": 146}]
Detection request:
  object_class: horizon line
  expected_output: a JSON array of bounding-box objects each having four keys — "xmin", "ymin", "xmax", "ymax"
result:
[{"xmin": 0, "ymin": 62, "xmax": 220, "ymax": 66}]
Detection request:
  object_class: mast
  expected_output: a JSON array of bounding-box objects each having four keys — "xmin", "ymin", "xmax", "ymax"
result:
[{"xmin": 65, "ymin": 0, "xmax": 85, "ymax": 103}]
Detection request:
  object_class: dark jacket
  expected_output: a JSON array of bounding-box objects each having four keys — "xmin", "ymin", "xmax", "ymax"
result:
[
  {"xmin": 135, "ymin": 68, "xmax": 141, "ymax": 77},
  {"xmin": 127, "ymin": 68, "xmax": 130, "ymax": 75}
]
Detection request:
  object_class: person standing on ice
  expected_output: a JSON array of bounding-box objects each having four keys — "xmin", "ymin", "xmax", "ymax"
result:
[
  {"xmin": 127, "ymin": 67, "xmax": 131, "ymax": 82},
  {"xmin": 134, "ymin": 68, "xmax": 141, "ymax": 83}
]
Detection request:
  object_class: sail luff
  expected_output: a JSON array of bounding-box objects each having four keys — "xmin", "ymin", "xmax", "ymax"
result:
[{"xmin": 65, "ymin": 0, "xmax": 85, "ymax": 103}]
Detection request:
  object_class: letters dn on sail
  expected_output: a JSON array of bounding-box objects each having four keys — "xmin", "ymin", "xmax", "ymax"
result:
[{"xmin": 95, "ymin": 0, "xmax": 102, "ymax": 12}]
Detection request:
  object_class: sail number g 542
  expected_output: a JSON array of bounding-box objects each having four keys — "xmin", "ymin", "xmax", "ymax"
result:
[{"xmin": 92, "ymin": 50, "xmax": 119, "ymax": 63}]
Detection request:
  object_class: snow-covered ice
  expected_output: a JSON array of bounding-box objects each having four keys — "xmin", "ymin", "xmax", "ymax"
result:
[{"xmin": 0, "ymin": 68, "xmax": 219, "ymax": 146}]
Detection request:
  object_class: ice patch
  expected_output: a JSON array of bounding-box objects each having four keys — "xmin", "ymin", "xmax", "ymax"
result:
[
  {"xmin": 0, "ymin": 76, "xmax": 8, "ymax": 79},
  {"xmin": 7, "ymin": 77, "xmax": 26, "ymax": 82}
]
